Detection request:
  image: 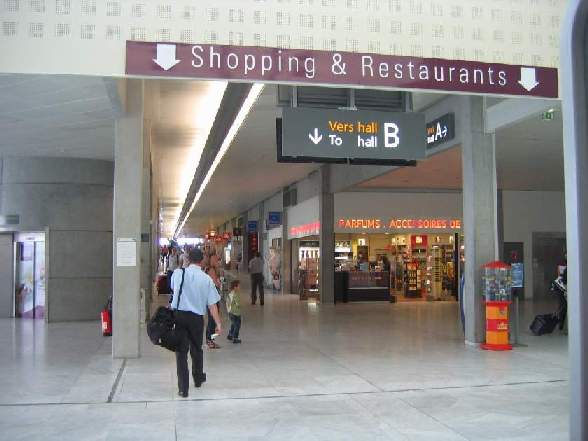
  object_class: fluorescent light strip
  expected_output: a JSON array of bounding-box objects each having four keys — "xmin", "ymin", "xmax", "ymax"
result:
[
  {"xmin": 174, "ymin": 83, "xmax": 265, "ymax": 237},
  {"xmin": 167, "ymin": 81, "xmax": 228, "ymax": 238}
]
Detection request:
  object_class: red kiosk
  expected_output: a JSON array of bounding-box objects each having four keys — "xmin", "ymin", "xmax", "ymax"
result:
[{"xmin": 480, "ymin": 261, "xmax": 513, "ymax": 351}]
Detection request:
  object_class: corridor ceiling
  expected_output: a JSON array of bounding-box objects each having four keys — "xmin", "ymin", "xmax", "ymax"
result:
[
  {"xmin": 0, "ymin": 74, "xmax": 565, "ymax": 238},
  {"xmin": 0, "ymin": 74, "xmax": 116, "ymax": 160},
  {"xmin": 180, "ymin": 90, "xmax": 564, "ymax": 235}
]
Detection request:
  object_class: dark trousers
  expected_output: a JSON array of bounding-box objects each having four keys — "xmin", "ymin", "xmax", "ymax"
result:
[
  {"xmin": 166, "ymin": 270, "xmax": 174, "ymax": 293},
  {"xmin": 229, "ymin": 313, "xmax": 241, "ymax": 339},
  {"xmin": 205, "ymin": 304, "xmax": 218, "ymax": 342},
  {"xmin": 251, "ymin": 273, "xmax": 264, "ymax": 305},
  {"xmin": 174, "ymin": 310, "xmax": 205, "ymax": 394}
]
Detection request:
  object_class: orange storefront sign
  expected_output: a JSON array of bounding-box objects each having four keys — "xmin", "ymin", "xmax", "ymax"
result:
[{"xmin": 337, "ymin": 218, "xmax": 461, "ymax": 230}]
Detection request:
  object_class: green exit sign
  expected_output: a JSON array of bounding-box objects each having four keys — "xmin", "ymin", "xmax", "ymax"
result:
[{"xmin": 542, "ymin": 109, "xmax": 555, "ymax": 120}]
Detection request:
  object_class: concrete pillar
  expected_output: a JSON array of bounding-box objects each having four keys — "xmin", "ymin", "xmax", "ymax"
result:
[
  {"xmin": 497, "ymin": 190, "xmax": 504, "ymax": 260},
  {"xmin": 282, "ymin": 206, "xmax": 292, "ymax": 293},
  {"xmin": 241, "ymin": 212, "xmax": 249, "ymax": 274},
  {"xmin": 561, "ymin": 2, "xmax": 588, "ymax": 437},
  {"xmin": 461, "ymin": 96, "xmax": 498, "ymax": 345},
  {"xmin": 140, "ymin": 118, "xmax": 152, "ymax": 323},
  {"xmin": 113, "ymin": 80, "xmax": 144, "ymax": 358},
  {"xmin": 319, "ymin": 165, "xmax": 335, "ymax": 304}
]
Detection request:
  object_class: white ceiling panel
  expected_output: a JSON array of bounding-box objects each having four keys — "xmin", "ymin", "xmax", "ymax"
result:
[{"xmin": 0, "ymin": 74, "xmax": 117, "ymax": 161}]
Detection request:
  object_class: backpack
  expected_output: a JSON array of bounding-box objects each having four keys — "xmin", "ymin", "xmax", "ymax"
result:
[{"xmin": 147, "ymin": 269, "xmax": 185, "ymax": 351}]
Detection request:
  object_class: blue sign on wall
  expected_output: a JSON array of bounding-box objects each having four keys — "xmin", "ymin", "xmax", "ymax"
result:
[
  {"xmin": 247, "ymin": 220, "xmax": 258, "ymax": 233},
  {"xmin": 511, "ymin": 263, "xmax": 524, "ymax": 288},
  {"xmin": 268, "ymin": 212, "xmax": 282, "ymax": 227}
]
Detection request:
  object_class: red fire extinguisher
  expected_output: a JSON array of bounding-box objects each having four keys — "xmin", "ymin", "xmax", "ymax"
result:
[{"xmin": 101, "ymin": 297, "xmax": 112, "ymax": 336}]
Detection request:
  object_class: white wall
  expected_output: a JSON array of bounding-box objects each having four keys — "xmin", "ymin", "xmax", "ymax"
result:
[
  {"xmin": 296, "ymin": 170, "xmax": 321, "ymax": 204},
  {"xmin": 503, "ymin": 191, "xmax": 566, "ymax": 298},
  {"xmin": 0, "ymin": 1, "xmax": 563, "ymax": 76}
]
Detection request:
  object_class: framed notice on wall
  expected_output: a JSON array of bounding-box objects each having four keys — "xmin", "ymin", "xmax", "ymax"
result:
[{"xmin": 116, "ymin": 238, "xmax": 137, "ymax": 267}]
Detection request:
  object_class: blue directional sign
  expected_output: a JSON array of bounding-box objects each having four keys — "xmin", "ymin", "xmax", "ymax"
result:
[
  {"xmin": 247, "ymin": 220, "xmax": 258, "ymax": 233},
  {"xmin": 268, "ymin": 212, "xmax": 282, "ymax": 227}
]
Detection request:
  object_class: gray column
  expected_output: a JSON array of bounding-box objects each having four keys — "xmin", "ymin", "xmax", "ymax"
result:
[
  {"xmin": 113, "ymin": 80, "xmax": 144, "ymax": 359},
  {"xmin": 319, "ymin": 165, "xmax": 335, "ymax": 304},
  {"xmin": 241, "ymin": 212, "xmax": 249, "ymax": 274},
  {"xmin": 282, "ymin": 205, "xmax": 292, "ymax": 293},
  {"xmin": 140, "ymin": 118, "xmax": 152, "ymax": 323},
  {"xmin": 561, "ymin": 2, "xmax": 588, "ymax": 438},
  {"xmin": 497, "ymin": 190, "xmax": 504, "ymax": 260},
  {"xmin": 461, "ymin": 96, "xmax": 498, "ymax": 345}
]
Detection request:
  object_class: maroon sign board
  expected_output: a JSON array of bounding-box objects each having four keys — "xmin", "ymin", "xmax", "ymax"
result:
[{"xmin": 126, "ymin": 41, "xmax": 558, "ymax": 98}]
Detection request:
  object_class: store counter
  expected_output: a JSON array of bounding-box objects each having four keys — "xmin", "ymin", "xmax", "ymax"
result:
[{"xmin": 336, "ymin": 271, "xmax": 391, "ymax": 302}]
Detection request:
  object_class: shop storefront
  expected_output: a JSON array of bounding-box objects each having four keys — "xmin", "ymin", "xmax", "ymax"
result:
[
  {"xmin": 285, "ymin": 192, "xmax": 464, "ymax": 303},
  {"xmin": 286, "ymin": 196, "xmax": 321, "ymax": 300},
  {"xmin": 332, "ymin": 192, "xmax": 463, "ymax": 303},
  {"xmin": 334, "ymin": 222, "xmax": 462, "ymax": 302}
]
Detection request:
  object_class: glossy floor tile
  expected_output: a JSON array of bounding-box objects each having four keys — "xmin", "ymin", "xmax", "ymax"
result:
[{"xmin": 0, "ymin": 282, "xmax": 569, "ymax": 440}]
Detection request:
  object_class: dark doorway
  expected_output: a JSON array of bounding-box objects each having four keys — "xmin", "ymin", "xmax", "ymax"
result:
[{"xmin": 532, "ymin": 233, "xmax": 566, "ymax": 300}]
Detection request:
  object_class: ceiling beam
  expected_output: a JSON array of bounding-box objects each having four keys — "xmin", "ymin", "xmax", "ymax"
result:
[{"xmin": 485, "ymin": 98, "xmax": 559, "ymax": 133}]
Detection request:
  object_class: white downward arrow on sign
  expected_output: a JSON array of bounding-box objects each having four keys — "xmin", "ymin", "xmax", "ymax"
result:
[
  {"xmin": 518, "ymin": 67, "xmax": 539, "ymax": 92},
  {"xmin": 153, "ymin": 44, "xmax": 181, "ymax": 71},
  {"xmin": 308, "ymin": 128, "xmax": 323, "ymax": 145}
]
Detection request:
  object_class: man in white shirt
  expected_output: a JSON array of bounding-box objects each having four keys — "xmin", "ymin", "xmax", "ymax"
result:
[
  {"xmin": 248, "ymin": 252, "xmax": 265, "ymax": 305},
  {"xmin": 171, "ymin": 248, "xmax": 222, "ymax": 398}
]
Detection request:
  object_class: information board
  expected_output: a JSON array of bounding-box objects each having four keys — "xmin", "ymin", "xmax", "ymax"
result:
[{"xmin": 280, "ymin": 108, "xmax": 425, "ymax": 163}]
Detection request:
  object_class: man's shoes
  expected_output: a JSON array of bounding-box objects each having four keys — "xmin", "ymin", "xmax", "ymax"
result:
[
  {"xmin": 233, "ymin": 338, "xmax": 242, "ymax": 344},
  {"xmin": 207, "ymin": 340, "xmax": 221, "ymax": 349},
  {"xmin": 227, "ymin": 335, "xmax": 233, "ymax": 341},
  {"xmin": 178, "ymin": 390, "xmax": 188, "ymax": 398},
  {"xmin": 193, "ymin": 373, "xmax": 206, "ymax": 388}
]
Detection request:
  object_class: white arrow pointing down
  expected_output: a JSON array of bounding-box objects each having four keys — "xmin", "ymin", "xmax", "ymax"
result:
[
  {"xmin": 153, "ymin": 44, "xmax": 180, "ymax": 71},
  {"xmin": 518, "ymin": 67, "xmax": 539, "ymax": 92},
  {"xmin": 308, "ymin": 128, "xmax": 322, "ymax": 144}
]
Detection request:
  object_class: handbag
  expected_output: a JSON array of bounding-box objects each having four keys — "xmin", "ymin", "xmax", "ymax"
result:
[{"xmin": 147, "ymin": 269, "xmax": 185, "ymax": 351}]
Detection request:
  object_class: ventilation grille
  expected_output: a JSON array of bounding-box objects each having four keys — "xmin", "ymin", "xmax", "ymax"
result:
[
  {"xmin": 80, "ymin": 24, "xmax": 95, "ymax": 40},
  {"xmin": 80, "ymin": 0, "xmax": 95, "ymax": 16},
  {"xmin": 2, "ymin": 21, "xmax": 16, "ymax": 36},
  {"xmin": 55, "ymin": 22, "xmax": 70, "ymax": 37},
  {"xmin": 106, "ymin": 1, "xmax": 120, "ymax": 17},
  {"xmin": 55, "ymin": 0, "xmax": 69, "ymax": 15}
]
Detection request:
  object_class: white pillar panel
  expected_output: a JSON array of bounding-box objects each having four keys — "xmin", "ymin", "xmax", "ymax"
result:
[
  {"xmin": 561, "ymin": 1, "xmax": 588, "ymax": 438},
  {"xmin": 113, "ymin": 80, "xmax": 144, "ymax": 359},
  {"xmin": 461, "ymin": 96, "xmax": 498, "ymax": 345}
]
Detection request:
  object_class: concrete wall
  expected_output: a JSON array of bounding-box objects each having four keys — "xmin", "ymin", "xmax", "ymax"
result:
[
  {"xmin": 296, "ymin": 170, "xmax": 321, "ymax": 204},
  {"xmin": 0, "ymin": 158, "xmax": 113, "ymax": 321},
  {"xmin": 0, "ymin": 234, "xmax": 13, "ymax": 318},
  {"xmin": 0, "ymin": 1, "xmax": 563, "ymax": 77},
  {"xmin": 503, "ymin": 191, "xmax": 566, "ymax": 298}
]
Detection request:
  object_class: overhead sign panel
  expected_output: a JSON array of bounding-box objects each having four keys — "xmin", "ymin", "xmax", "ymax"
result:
[
  {"xmin": 426, "ymin": 113, "xmax": 455, "ymax": 148},
  {"xmin": 280, "ymin": 108, "xmax": 425, "ymax": 163},
  {"xmin": 126, "ymin": 42, "xmax": 559, "ymax": 98}
]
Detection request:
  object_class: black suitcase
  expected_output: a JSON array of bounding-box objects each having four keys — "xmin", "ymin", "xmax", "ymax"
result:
[
  {"xmin": 530, "ymin": 313, "xmax": 559, "ymax": 336},
  {"xmin": 147, "ymin": 306, "xmax": 182, "ymax": 351}
]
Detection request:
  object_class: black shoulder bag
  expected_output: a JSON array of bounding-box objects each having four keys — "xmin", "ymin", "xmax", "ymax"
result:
[{"xmin": 147, "ymin": 269, "xmax": 185, "ymax": 352}]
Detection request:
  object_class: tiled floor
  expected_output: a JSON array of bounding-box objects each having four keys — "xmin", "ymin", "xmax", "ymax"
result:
[{"xmin": 0, "ymin": 287, "xmax": 569, "ymax": 440}]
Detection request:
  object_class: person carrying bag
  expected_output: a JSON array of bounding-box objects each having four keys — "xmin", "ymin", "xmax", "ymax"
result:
[{"xmin": 169, "ymin": 248, "xmax": 222, "ymax": 398}]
